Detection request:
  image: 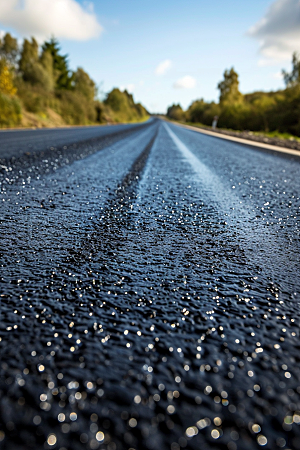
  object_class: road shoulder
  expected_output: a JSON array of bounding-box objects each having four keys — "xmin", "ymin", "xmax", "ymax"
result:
[{"xmin": 173, "ymin": 121, "xmax": 300, "ymax": 157}]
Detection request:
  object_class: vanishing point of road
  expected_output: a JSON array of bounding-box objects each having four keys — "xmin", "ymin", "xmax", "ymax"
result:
[{"xmin": 0, "ymin": 118, "xmax": 300, "ymax": 450}]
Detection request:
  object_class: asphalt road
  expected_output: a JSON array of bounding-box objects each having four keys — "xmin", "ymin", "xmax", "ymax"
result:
[
  {"xmin": 0, "ymin": 119, "xmax": 300, "ymax": 450},
  {"xmin": 0, "ymin": 122, "xmax": 149, "ymax": 160}
]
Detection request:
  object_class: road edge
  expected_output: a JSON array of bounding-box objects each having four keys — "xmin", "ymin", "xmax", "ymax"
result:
[
  {"xmin": 171, "ymin": 121, "xmax": 300, "ymax": 157},
  {"xmin": 0, "ymin": 118, "xmax": 152, "ymax": 133}
]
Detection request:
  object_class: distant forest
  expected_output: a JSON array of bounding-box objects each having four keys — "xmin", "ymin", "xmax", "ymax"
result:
[
  {"xmin": 167, "ymin": 54, "xmax": 300, "ymax": 137},
  {"xmin": 0, "ymin": 33, "xmax": 148, "ymax": 128}
]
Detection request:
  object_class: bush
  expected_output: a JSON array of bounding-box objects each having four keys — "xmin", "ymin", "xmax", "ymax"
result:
[
  {"xmin": 15, "ymin": 79, "xmax": 59, "ymax": 114},
  {"xmin": 186, "ymin": 100, "xmax": 221, "ymax": 127},
  {"xmin": 0, "ymin": 59, "xmax": 17, "ymax": 96},
  {"xmin": 57, "ymin": 90, "xmax": 97, "ymax": 125},
  {"xmin": 0, "ymin": 92, "xmax": 22, "ymax": 127},
  {"xmin": 23, "ymin": 63, "xmax": 54, "ymax": 92}
]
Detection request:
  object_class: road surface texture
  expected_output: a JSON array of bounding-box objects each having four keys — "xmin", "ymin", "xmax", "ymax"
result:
[{"xmin": 0, "ymin": 118, "xmax": 300, "ymax": 450}]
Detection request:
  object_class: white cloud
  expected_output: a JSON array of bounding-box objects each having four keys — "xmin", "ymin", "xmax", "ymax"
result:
[
  {"xmin": 120, "ymin": 84, "xmax": 135, "ymax": 93},
  {"xmin": 249, "ymin": 0, "xmax": 300, "ymax": 64},
  {"xmin": 173, "ymin": 75, "xmax": 196, "ymax": 89},
  {"xmin": 126, "ymin": 83, "xmax": 135, "ymax": 93},
  {"xmin": 0, "ymin": 0, "xmax": 102, "ymax": 41},
  {"xmin": 83, "ymin": 1, "xmax": 94, "ymax": 13},
  {"xmin": 273, "ymin": 71, "xmax": 283, "ymax": 79},
  {"xmin": 155, "ymin": 59, "xmax": 172, "ymax": 75}
]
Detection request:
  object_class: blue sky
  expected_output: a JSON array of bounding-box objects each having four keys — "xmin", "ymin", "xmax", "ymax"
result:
[{"xmin": 0, "ymin": 0, "xmax": 299, "ymax": 113}]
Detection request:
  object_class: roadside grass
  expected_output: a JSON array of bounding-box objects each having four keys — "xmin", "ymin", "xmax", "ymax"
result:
[{"xmin": 18, "ymin": 108, "xmax": 149, "ymax": 129}]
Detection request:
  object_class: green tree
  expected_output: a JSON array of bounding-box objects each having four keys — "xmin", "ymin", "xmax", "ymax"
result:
[
  {"xmin": 187, "ymin": 99, "xmax": 207, "ymax": 123},
  {"xmin": 105, "ymin": 88, "xmax": 128, "ymax": 112},
  {"xmin": 40, "ymin": 50, "xmax": 54, "ymax": 76},
  {"xmin": 25, "ymin": 64, "xmax": 54, "ymax": 91},
  {"xmin": 19, "ymin": 38, "xmax": 39, "ymax": 74},
  {"xmin": 42, "ymin": 38, "xmax": 74, "ymax": 89},
  {"xmin": 252, "ymin": 95, "xmax": 276, "ymax": 132},
  {"xmin": 282, "ymin": 52, "xmax": 300, "ymax": 87},
  {"xmin": 104, "ymin": 88, "xmax": 148, "ymax": 123},
  {"xmin": 0, "ymin": 33, "xmax": 19, "ymax": 65},
  {"xmin": 135, "ymin": 102, "xmax": 148, "ymax": 118},
  {"xmin": 39, "ymin": 50, "xmax": 55, "ymax": 91},
  {"xmin": 19, "ymin": 38, "xmax": 54, "ymax": 91},
  {"xmin": 73, "ymin": 67, "xmax": 96, "ymax": 101},
  {"xmin": 218, "ymin": 67, "xmax": 243, "ymax": 104},
  {"xmin": 166, "ymin": 104, "xmax": 185, "ymax": 121}
]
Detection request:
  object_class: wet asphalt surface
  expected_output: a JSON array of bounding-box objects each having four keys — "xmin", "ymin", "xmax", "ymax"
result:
[{"xmin": 0, "ymin": 118, "xmax": 300, "ymax": 450}]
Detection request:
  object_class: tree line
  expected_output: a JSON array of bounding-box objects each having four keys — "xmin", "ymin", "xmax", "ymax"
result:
[
  {"xmin": 0, "ymin": 33, "xmax": 148, "ymax": 128},
  {"xmin": 167, "ymin": 54, "xmax": 300, "ymax": 137}
]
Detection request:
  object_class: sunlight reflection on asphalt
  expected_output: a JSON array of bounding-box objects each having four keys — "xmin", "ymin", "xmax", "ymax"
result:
[{"xmin": 0, "ymin": 119, "xmax": 300, "ymax": 450}]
